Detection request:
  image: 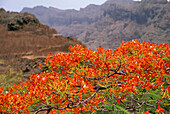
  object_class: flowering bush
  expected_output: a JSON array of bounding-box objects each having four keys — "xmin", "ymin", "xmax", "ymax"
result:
[{"xmin": 0, "ymin": 39, "xmax": 169, "ymax": 113}]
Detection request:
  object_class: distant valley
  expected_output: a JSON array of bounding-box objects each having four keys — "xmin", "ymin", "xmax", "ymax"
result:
[{"xmin": 21, "ymin": 0, "xmax": 170, "ymax": 50}]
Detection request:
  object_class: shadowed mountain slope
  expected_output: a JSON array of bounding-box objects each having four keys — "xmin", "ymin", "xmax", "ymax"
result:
[{"xmin": 21, "ymin": 0, "xmax": 170, "ymax": 50}]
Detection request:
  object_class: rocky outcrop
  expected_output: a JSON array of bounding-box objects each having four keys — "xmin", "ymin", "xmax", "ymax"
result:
[
  {"xmin": 7, "ymin": 13, "xmax": 40, "ymax": 31},
  {"xmin": 0, "ymin": 8, "xmax": 40, "ymax": 31}
]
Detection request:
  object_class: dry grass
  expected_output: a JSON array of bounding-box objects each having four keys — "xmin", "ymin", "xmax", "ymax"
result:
[
  {"xmin": 0, "ymin": 66, "xmax": 26, "ymax": 92},
  {"xmin": 0, "ymin": 23, "xmax": 84, "ymax": 74}
]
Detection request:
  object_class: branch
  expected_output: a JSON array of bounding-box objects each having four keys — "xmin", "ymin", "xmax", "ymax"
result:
[
  {"xmin": 138, "ymin": 101, "xmax": 145, "ymax": 113},
  {"xmin": 58, "ymin": 88, "xmax": 99, "ymax": 110},
  {"xmin": 164, "ymin": 66, "xmax": 170, "ymax": 73},
  {"xmin": 93, "ymin": 84, "xmax": 114, "ymax": 90},
  {"xmin": 166, "ymin": 68, "xmax": 170, "ymax": 72},
  {"xmin": 32, "ymin": 89, "xmax": 99, "ymax": 114},
  {"xmin": 96, "ymin": 108, "xmax": 115, "ymax": 112},
  {"xmin": 133, "ymin": 99, "xmax": 155, "ymax": 108},
  {"xmin": 111, "ymin": 94, "xmax": 127, "ymax": 106},
  {"xmin": 32, "ymin": 105, "xmax": 56, "ymax": 114},
  {"xmin": 76, "ymin": 68, "xmax": 125, "ymax": 81}
]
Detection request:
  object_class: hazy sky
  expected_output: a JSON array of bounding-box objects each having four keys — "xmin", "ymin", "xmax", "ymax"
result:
[
  {"xmin": 0, "ymin": 0, "xmax": 108, "ymax": 12},
  {"xmin": 0, "ymin": 0, "xmax": 169, "ymax": 12},
  {"xmin": 0, "ymin": 0, "xmax": 145, "ymax": 12}
]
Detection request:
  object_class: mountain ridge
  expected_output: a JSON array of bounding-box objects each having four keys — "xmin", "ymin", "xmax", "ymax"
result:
[{"xmin": 21, "ymin": 0, "xmax": 170, "ymax": 50}]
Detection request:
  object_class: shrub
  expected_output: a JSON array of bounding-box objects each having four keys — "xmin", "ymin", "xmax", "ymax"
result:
[{"xmin": 0, "ymin": 39, "xmax": 169, "ymax": 113}]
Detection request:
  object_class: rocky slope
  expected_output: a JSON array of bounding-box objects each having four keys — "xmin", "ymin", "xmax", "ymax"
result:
[
  {"xmin": 21, "ymin": 0, "xmax": 170, "ymax": 50},
  {"xmin": 0, "ymin": 8, "xmax": 84, "ymax": 77}
]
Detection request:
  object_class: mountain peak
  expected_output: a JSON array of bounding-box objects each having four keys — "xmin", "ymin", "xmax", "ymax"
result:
[
  {"xmin": 141, "ymin": 0, "xmax": 168, "ymax": 4},
  {"xmin": 106, "ymin": 0, "xmax": 134, "ymax": 4}
]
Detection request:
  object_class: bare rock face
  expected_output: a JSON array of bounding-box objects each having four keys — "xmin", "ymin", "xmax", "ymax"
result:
[
  {"xmin": 20, "ymin": 0, "xmax": 170, "ymax": 50},
  {"xmin": 141, "ymin": 0, "xmax": 168, "ymax": 4}
]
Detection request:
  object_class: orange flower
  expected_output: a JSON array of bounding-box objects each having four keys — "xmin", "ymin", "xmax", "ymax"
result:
[
  {"xmin": 38, "ymin": 63, "xmax": 42, "ymax": 69},
  {"xmin": 155, "ymin": 104, "xmax": 164, "ymax": 113},
  {"xmin": 144, "ymin": 110, "xmax": 150, "ymax": 114}
]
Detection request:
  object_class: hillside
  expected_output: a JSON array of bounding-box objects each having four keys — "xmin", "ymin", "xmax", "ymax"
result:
[
  {"xmin": 0, "ymin": 8, "xmax": 84, "ymax": 77},
  {"xmin": 21, "ymin": 0, "xmax": 170, "ymax": 50}
]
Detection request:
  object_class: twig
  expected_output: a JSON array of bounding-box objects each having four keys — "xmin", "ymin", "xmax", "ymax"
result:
[{"xmin": 32, "ymin": 89, "xmax": 99, "ymax": 113}]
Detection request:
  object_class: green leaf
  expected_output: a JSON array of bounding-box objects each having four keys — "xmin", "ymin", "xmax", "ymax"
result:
[
  {"xmin": 108, "ymin": 58, "xmax": 120, "ymax": 62},
  {"xmin": 114, "ymin": 104, "xmax": 131, "ymax": 114},
  {"xmin": 145, "ymin": 92, "xmax": 162, "ymax": 100},
  {"xmin": 78, "ymin": 69, "xmax": 85, "ymax": 72},
  {"xmin": 102, "ymin": 105, "xmax": 113, "ymax": 110},
  {"xmin": 139, "ymin": 54, "xmax": 144, "ymax": 59},
  {"xmin": 162, "ymin": 74, "xmax": 170, "ymax": 78},
  {"xmin": 163, "ymin": 57, "xmax": 169, "ymax": 60},
  {"xmin": 108, "ymin": 59, "xmax": 116, "ymax": 62}
]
